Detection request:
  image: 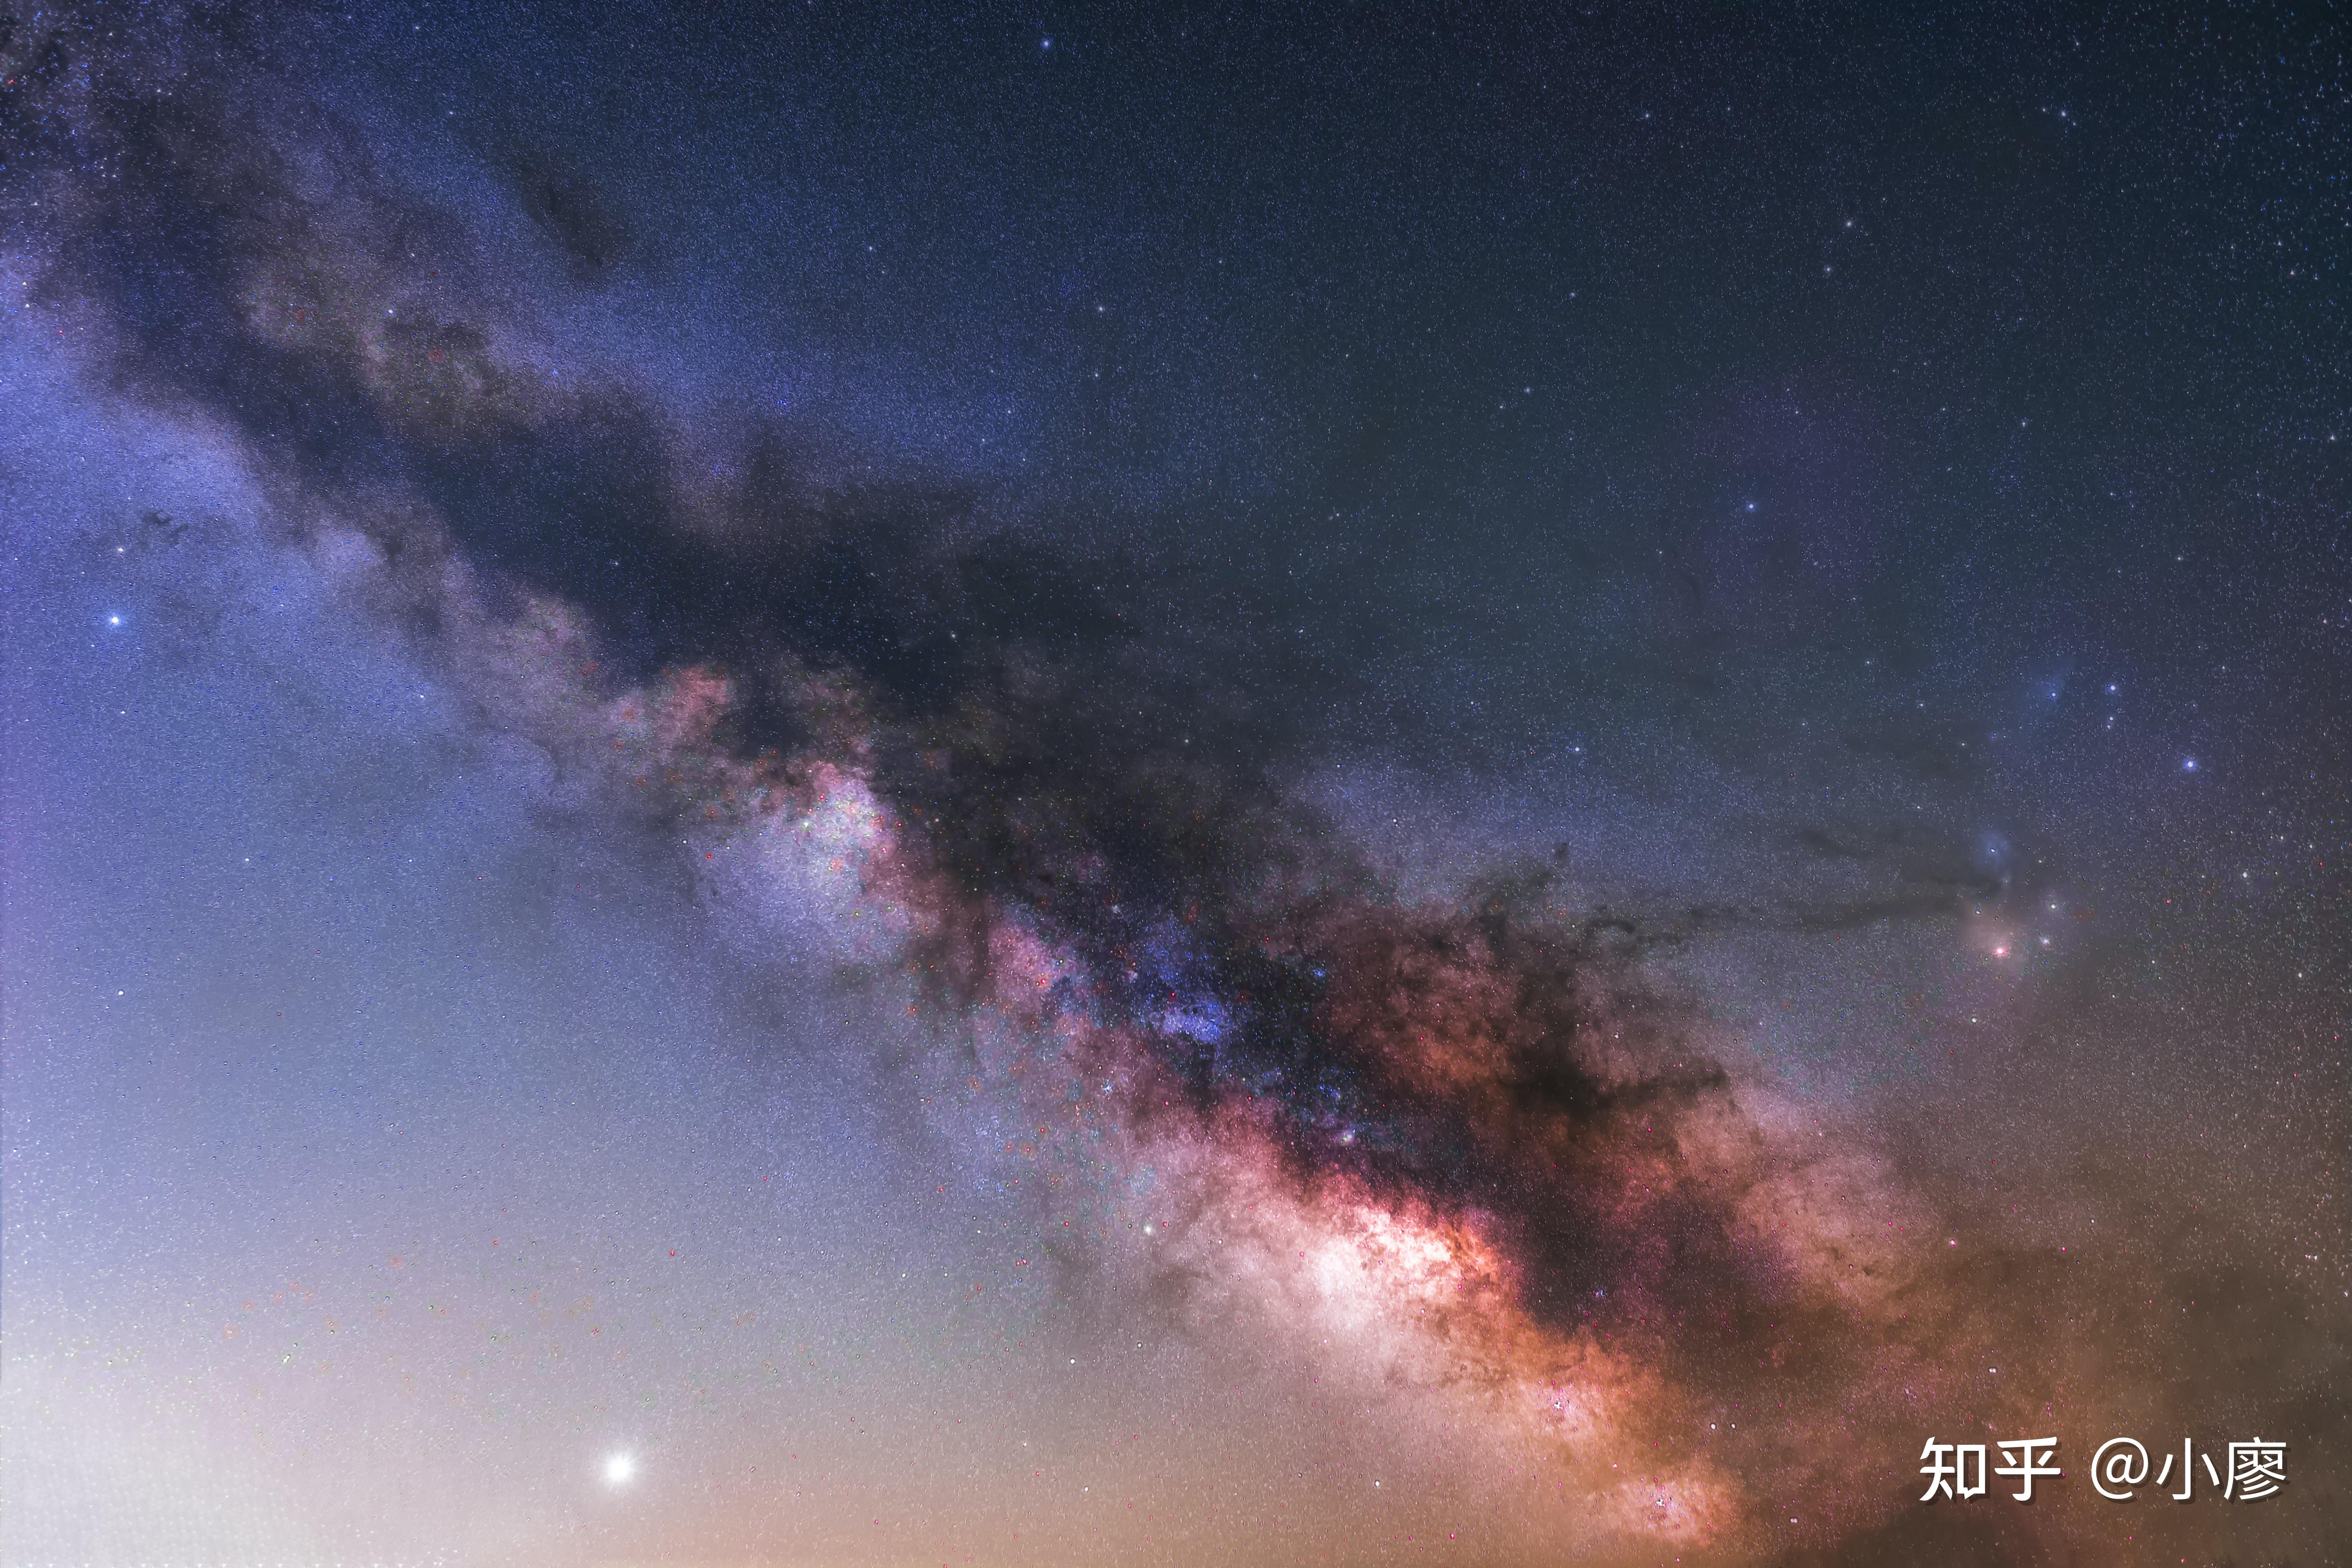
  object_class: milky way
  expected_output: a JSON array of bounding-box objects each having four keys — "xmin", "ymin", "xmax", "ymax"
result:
[{"xmin": 5, "ymin": 4, "xmax": 2345, "ymax": 1564}]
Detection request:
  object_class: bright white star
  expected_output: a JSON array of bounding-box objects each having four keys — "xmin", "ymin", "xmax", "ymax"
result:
[{"xmin": 604, "ymin": 1452, "xmax": 636, "ymax": 1486}]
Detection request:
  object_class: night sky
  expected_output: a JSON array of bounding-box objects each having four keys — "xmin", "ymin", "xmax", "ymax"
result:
[{"xmin": 3, "ymin": 4, "xmax": 2346, "ymax": 1564}]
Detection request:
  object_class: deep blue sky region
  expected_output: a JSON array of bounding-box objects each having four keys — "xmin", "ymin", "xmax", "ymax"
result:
[{"xmin": 3, "ymin": 4, "xmax": 2346, "ymax": 1564}]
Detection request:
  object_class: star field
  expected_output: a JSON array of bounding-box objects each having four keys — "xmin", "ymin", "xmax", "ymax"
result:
[{"xmin": 2, "ymin": 4, "xmax": 2345, "ymax": 1565}]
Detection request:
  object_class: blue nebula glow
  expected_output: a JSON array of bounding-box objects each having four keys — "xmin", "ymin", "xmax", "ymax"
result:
[{"xmin": 1158, "ymin": 998, "xmax": 1230, "ymax": 1043}]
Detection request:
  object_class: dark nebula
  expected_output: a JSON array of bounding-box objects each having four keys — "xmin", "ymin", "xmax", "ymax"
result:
[{"xmin": 4, "ymin": 4, "xmax": 2343, "ymax": 1564}]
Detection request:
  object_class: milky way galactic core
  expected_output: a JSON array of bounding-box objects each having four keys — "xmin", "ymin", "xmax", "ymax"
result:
[{"xmin": 2, "ymin": 4, "xmax": 2344, "ymax": 1565}]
